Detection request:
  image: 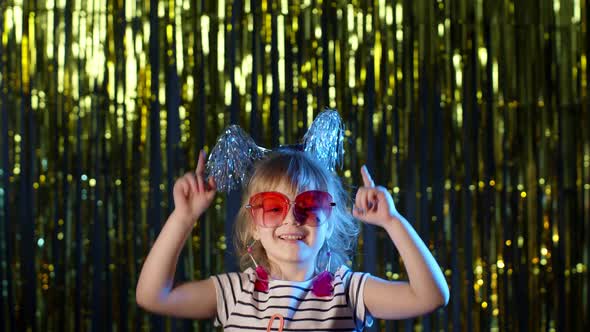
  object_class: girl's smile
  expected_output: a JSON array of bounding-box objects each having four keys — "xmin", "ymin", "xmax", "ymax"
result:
[{"xmin": 278, "ymin": 233, "xmax": 306, "ymax": 241}]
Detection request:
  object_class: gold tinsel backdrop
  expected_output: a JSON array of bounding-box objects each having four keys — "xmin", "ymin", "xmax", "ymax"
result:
[{"xmin": 1, "ymin": 0, "xmax": 588, "ymax": 331}]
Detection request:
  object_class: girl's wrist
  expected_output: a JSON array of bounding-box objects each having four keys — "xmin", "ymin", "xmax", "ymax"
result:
[
  {"xmin": 170, "ymin": 210, "xmax": 198, "ymax": 229},
  {"xmin": 382, "ymin": 213, "xmax": 405, "ymax": 228}
]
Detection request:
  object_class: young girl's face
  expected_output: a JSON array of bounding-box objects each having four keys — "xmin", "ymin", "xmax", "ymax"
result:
[{"xmin": 251, "ymin": 181, "xmax": 332, "ymax": 273}]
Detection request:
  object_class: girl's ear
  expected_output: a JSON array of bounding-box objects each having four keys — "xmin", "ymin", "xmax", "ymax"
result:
[{"xmin": 252, "ymin": 226, "xmax": 261, "ymax": 241}]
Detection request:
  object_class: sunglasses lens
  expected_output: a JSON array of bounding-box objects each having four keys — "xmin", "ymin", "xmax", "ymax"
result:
[
  {"xmin": 293, "ymin": 191, "xmax": 334, "ymax": 226},
  {"xmin": 249, "ymin": 193, "xmax": 288, "ymax": 227}
]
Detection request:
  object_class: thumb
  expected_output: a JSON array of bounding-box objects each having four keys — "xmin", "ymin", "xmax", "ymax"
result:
[
  {"xmin": 207, "ymin": 176, "xmax": 217, "ymax": 191},
  {"xmin": 181, "ymin": 182, "xmax": 189, "ymax": 197},
  {"xmin": 351, "ymin": 205, "xmax": 365, "ymax": 218}
]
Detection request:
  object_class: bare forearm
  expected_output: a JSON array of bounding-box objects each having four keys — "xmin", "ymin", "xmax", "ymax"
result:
[
  {"xmin": 136, "ymin": 211, "xmax": 195, "ymax": 304},
  {"xmin": 383, "ymin": 215, "xmax": 449, "ymax": 305}
]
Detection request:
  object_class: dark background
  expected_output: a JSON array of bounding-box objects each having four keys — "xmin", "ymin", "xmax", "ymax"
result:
[{"xmin": 1, "ymin": 0, "xmax": 588, "ymax": 331}]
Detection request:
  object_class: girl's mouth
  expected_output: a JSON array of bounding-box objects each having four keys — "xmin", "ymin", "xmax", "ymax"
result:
[{"xmin": 278, "ymin": 234, "xmax": 305, "ymax": 241}]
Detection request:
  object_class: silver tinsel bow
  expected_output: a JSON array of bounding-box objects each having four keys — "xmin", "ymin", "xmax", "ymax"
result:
[
  {"xmin": 205, "ymin": 125, "xmax": 268, "ymax": 192},
  {"xmin": 206, "ymin": 109, "xmax": 344, "ymax": 192},
  {"xmin": 303, "ymin": 110, "xmax": 344, "ymax": 172}
]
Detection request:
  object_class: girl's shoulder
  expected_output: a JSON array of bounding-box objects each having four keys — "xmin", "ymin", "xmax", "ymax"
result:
[
  {"xmin": 334, "ymin": 264, "xmax": 367, "ymax": 281},
  {"xmin": 334, "ymin": 264, "xmax": 352, "ymax": 278},
  {"xmin": 210, "ymin": 269, "xmax": 257, "ymax": 295}
]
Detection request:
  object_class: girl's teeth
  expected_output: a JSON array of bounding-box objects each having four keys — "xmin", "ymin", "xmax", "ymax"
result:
[{"xmin": 281, "ymin": 235, "xmax": 303, "ymax": 240}]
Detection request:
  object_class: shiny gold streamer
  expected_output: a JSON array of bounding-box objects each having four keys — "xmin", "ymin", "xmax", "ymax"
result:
[{"xmin": 0, "ymin": 0, "xmax": 589, "ymax": 331}]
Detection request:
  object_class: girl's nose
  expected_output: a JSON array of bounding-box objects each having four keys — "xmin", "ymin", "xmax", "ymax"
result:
[{"xmin": 282, "ymin": 207, "xmax": 301, "ymax": 226}]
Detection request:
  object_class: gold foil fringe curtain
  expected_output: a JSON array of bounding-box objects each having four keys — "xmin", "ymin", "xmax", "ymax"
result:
[{"xmin": 1, "ymin": 0, "xmax": 589, "ymax": 331}]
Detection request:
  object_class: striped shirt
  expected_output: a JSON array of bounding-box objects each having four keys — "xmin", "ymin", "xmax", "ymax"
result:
[{"xmin": 211, "ymin": 265, "xmax": 373, "ymax": 331}]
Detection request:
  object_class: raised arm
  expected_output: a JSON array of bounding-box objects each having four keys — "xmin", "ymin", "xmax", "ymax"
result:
[
  {"xmin": 135, "ymin": 150, "xmax": 218, "ymax": 319},
  {"xmin": 353, "ymin": 165, "xmax": 449, "ymax": 320}
]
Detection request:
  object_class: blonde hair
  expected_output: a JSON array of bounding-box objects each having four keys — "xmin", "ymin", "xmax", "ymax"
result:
[{"xmin": 234, "ymin": 149, "xmax": 359, "ymax": 274}]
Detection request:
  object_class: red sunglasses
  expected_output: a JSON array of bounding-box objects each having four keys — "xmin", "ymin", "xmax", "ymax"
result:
[{"xmin": 245, "ymin": 190, "xmax": 336, "ymax": 227}]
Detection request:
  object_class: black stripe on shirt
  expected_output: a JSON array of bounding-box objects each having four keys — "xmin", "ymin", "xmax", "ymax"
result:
[
  {"xmin": 353, "ymin": 273, "xmax": 368, "ymax": 329},
  {"xmin": 223, "ymin": 325, "xmax": 357, "ymax": 331},
  {"xmin": 238, "ymin": 271, "xmax": 245, "ymax": 293},
  {"xmin": 213, "ymin": 275, "xmax": 229, "ymax": 321},
  {"xmin": 250, "ymin": 291, "xmax": 347, "ymax": 303},
  {"xmin": 340, "ymin": 269, "xmax": 351, "ymax": 280},
  {"xmin": 359, "ymin": 273, "xmax": 369, "ymax": 328},
  {"xmin": 231, "ymin": 311, "xmax": 355, "ymax": 322},
  {"xmin": 226, "ymin": 273, "xmax": 237, "ymax": 306},
  {"xmin": 344, "ymin": 271, "xmax": 351, "ymax": 307},
  {"xmin": 236, "ymin": 300, "xmax": 349, "ymax": 313}
]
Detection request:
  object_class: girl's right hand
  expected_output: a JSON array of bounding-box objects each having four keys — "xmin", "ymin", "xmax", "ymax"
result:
[{"xmin": 172, "ymin": 150, "xmax": 217, "ymax": 226}]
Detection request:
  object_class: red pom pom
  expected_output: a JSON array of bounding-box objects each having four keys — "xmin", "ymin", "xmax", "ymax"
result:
[
  {"xmin": 254, "ymin": 266, "xmax": 269, "ymax": 292},
  {"xmin": 311, "ymin": 271, "xmax": 334, "ymax": 297}
]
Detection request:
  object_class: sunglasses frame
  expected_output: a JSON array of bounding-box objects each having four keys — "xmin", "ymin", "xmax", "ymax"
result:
[{"xmin": 245, "ymin": 190, "xmax": 336, "ymax": 227}]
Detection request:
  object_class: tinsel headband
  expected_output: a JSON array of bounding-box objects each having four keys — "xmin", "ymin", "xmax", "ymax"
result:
[{"xmin": 205, "ymin": 109, "xmax": 345, "ymax": 192}]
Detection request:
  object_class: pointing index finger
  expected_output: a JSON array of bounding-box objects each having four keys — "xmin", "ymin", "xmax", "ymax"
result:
[
  {"xmin": 196, "ymin": 149, "xmax": 206, "ymax": 174},
  {"xmin": 361, "ymin": 165, "xmax": 375, "ymax": 187}
]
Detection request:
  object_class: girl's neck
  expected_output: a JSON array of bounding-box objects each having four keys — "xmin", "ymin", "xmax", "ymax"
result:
[{"xmin": 269, "ymin": 262, "xmax": 316, "ymax": 282}]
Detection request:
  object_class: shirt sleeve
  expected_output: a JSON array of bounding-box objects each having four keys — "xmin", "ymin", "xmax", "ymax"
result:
[
  {"xmin": 344, "ymin": 270, "xmax": 374, "ymax": 330},
  {"xmin": 210, "ymin": 272, "xmax": 245, "ymax": 327}
]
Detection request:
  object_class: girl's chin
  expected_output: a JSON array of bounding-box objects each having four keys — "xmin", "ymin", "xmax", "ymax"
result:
[
  {"xmin": 279, "ymin": 239, "xmax": 306, "ymax": 245},
  {"xmin": 269, "ymin": 245, "xmax": 314, "ymax": 260}
]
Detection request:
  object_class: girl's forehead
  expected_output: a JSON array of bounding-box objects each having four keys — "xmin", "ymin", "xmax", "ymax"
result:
[
  {"xmin": 253, "ymin": 173, "xmax": 323, "ymax": 189},
  {"xmin": 251, "ymin": 180, "xmax": 327, "ymax": 198},
  {"xmin": 268, "ymin": 181, "xmax": 295, "ymax": 192}
]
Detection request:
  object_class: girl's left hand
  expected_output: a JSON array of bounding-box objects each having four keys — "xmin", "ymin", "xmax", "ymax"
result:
[{"xmin": 353, "ymin": 165, "xmax": 399, "ymax": 227}]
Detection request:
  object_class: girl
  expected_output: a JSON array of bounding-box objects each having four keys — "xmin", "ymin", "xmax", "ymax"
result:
[{"xmin": 136, "ymin": 147, "xmax": 449, "ymax": 331}]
